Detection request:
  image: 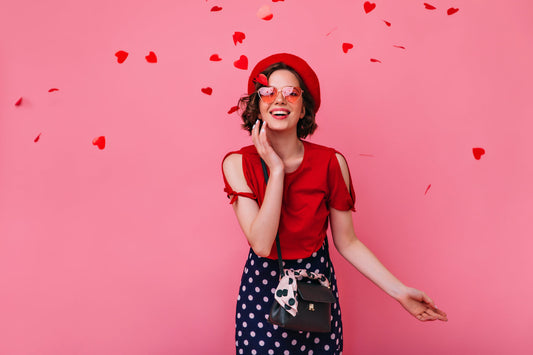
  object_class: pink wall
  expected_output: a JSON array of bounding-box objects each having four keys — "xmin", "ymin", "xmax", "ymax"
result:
[{"xmin": 1, "ymin": 0, "xmax": 532, "ymax": 354}]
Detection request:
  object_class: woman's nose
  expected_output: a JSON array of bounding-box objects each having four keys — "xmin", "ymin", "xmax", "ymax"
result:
[{"xmin": 273, "ymin": 89, "xmax": 286, "ymax": 104}]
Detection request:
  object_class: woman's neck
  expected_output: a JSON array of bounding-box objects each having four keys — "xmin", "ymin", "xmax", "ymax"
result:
[{"xmin": 267, "ymin": 130, "xmax": 304, "ymax": 172}]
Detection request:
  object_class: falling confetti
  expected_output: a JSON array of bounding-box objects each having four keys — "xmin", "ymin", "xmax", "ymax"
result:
[
  {"xmin": 325, "ymin": 27, "xmax": 338, "ymax": 36},
  {"xmin": 364, "ymin": 1, "xmax": 376, "ymax": 14},
  {"xmin": 115, "ymin": 50, "xmax": 129, "ymax": 63},
  {"xmin": 14, "ymin": 97, "xmax": 23, "ymax": 106},
  {"xmin": 48, "ymin": 88, "xmax": 59, "ymax": 92},
  {"xmin": 257, "ymin": 5, "xmax": 273, "ymax": 20},
  {"xmin": 393, "ymin": 45, "xmax": 406, "ymax": 49},
  {"xmin": 472, "ymin": 147, "xmax": 485, "ymax": 160},
  {"xmin": 370, "ymin": 58, "xmax": 382, "ymax": 63},
  {"xmin": 424, "ymin": 184, "xmax": 431, "ymax": 195},
  {"xmin": 342, "ymin": 43, "xmax": 354, "ymax": 53},
  {"xmin": 447, "ymin": 8, "xmax": 459, "ymax": 15},
  {"xmin": 227, "ymin": 106, "xmax": 239, "ymax": 114},
  {"xmin": 92, "ymin": 136, "xmax": 106, "ymax": 150},
  {"xmin": 423, "ymin": 3, "xmax": 436, "ymax": 10},
  {"xmin": 34, "ymin": 133, "xmax": 41, "ymax": 142},
  {"xmin": 145, "ymin": 51, "xmax": 157, "ymax": 63},
  {"xmin": 210, "ymin": 54, "xmax": 222, "ymax": 61},
  {"xmin": 383, "ymin": 20, "xmax": 391, "ymax": 27},
  {"xmin": 233, "ymin": 32, "xmax": 246, "ymax": 45},
  {"xmin": 201, "ymin": 87, "xmax": 213, "ymax": 95},
  {"xmin": 233, "ymin": 55, "xmax": 248, "ymax": 70},
  {"xmin": 211, "ymin": 6, "xmax": 222, "ymax": 12}
]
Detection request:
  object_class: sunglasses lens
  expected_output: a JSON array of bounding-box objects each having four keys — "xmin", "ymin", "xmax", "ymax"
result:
[
  {"xmin": 258, "ymin": 87, "xmax": 277, "ymax": 104},
  {"xmin": 282, "ymin": 87, "xmax": 302, "ymax": 103}
]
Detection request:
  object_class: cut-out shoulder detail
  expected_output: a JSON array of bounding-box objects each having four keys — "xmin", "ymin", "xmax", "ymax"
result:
[
  {"xmin": 335, "ymin": 153, "xmax": 351, "ymax": 194},
  {"xmin": 222, "ymin": 153, "xmax": 256, "ymax": 204}
]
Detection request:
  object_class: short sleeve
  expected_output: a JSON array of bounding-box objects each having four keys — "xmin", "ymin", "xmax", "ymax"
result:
[
  {"xmin": 222, "ymin": 151, "xmax": 257, "ymax": 204},
  {"xmin": 327, "ymin": 151, "xmax": 356, "ymax": 211}
]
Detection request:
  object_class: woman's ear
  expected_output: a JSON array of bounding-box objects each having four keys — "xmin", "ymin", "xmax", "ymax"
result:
[{"xmin": 300, "ymin": 106, "xmax": 305, "ymax": 119}]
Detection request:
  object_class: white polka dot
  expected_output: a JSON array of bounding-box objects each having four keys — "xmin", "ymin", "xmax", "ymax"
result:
[
  {"xmin": 255, "ymin": 270, "xmax": 260, "ymax": 276},
  {"xmin": 238, "ymin": 330, "xmax": 242, "ymax": 336},
  {"xmin": 262, "ymin": 279, "xmax": 268, "ymax": 285},
  {"xmin": 244, "ymin": 267, "xmax": 248, "ymax": 273},
  {"xmin": 243, "ymin": 321, "xmax": 247, "ymax": 328},
  {"xmin": 251, "ymin": 260, "xmax": 254, "ymax": 265},
  {"xmin": 284, "ymin": 351, "xmax": 290, "ymax": 355},
  {"xmin": 334, "ymin": 303, "xmax": 337, "ymax": 309},
  {"xmin": 282, "ymin": 332, "xmax": 288, "ymax": 338},
  {"xmin": 242, "ymin": 304, "xmax": 246, "ymax": 310},
  {"xmin": 263, "ymin": 262, "xmax": 269, "ymax": 268},
  {"xmin": 258, "ymin": 322, "xmax": 263, "ymax": 328},
  {"xmin": 256, "ymin": 304, "xmax": 262, "ymax": 310},
  {"xmin": 306, "ymin": 332, "xmax": 310, "ymax": 338},
  {"xmin": 336, "ymin": 338, "xmax": 340, "ymax": 345},
  {"xmin": 241, "ymin": 286, "xmax": 246, "ymax": 292},
  {"xmin": 320, "ymin": 257, "xmax": 325, "ymax": 263},
  {"xmin": 268, "ymin": 350, "xmax": 274, "ymax": 355},
  {"xmin": 305, "ymin": 263, "xmax": 311, "ymax": 269},
  {"xmin": 263, "ymin": 296, "xmax": 269, "ymax": 302},
  {"xmin": 267, "ymin": 331, "xmax": 272, "ymax": 338},
  {"xmin": 244, "ymin": 340, "xmax": 249, "ymax": 345},
  {"xmin": 312, "ymin": 252, "xmax": 317, "ymax": 257},
  {"xmin": 275, "ymin": 341, "xmax": 280, "ymax": 347},
  {"xmin": 314, "ymin": 269, "xmax": 320, "ymax": 274},
  {"xmin": 259, "ymin": 340, "xmax": 265, "ymax": 346},
  {"xmin": 248, "ymin": 295, "xmax": 253, "ymax": 301},
  {"xmin": 235, "ymin": 341, "xmax": 238, "ymax": 346},
  {"xmin": 331, "ymin": 333, "xmax": 336, "ymax": 339},
  {"xmin": 251, "ymin": 350, "xmax": 256, "ymax": 355},
  {"xmin": 265, "ymin": 314, "xmax": 269, "ymax": 320},
  {"xmin": 239, "ymin": 349, "xmax": 243, "ymax": 354},
  {"xmin": 248, "ymin": 277, "xmax": 253, "ymax": 283},
  {"xmin": 270, "ymin": 288, "xmax": 276, "ymax": 294},
  {"xmin": 237, "ymin": 313, "xmax": 241, "ymax": 319},
  {"xmin": 273, "ymin": 324, "xmax": 278, "ymax": 329},
  {"xmin": 291, "ymin": 339, "xmax": 297, "ymax": 346},
  {"xmin": 297, "ymin": 259, "xmax": 303, "ymax": 263},
  {"xmin": 314, "ymin": 337, "xmax": 320, "ymax": 344},
  {"xmin": 270, "ymin": 270, "xmax": 277, "ymax": 277},
  {"xmin": 308, "ymin": 351, "xmax": 314, "ymax": 355},
  {"xmin": 237, "ymin": 295, "xmax": 241, "ymax": 300},
  {"xmin": 300, "ymin": 345, "xmax": 306, "ymax": 351},
  {"xmin": 249, "ymin": 313, "xmax": 255, "ymax": 319},
  {"xmin": 335, "ymin": 321, "xmax": 338, "ymax": 327},
  {"xmin": 255, "ymin": 287, "xmax": 261, "ymax": 293},
  {"xmin": 250, "ymin": 331, "xmax": 256, "ymax": 337},
  {"xmin": 324, "ymin": 345, "xmax": 330, "ymax": 351}
]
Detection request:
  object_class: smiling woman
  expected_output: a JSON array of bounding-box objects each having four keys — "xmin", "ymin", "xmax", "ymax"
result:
[{"xmin": 222, "ymin": 53, "xmax": 447, "ymax": 354}]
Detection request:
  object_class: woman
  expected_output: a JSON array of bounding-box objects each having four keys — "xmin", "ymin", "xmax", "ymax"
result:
[{"xmin": 222, "ymin": 53, "xmax": 447, "ymax": 354}]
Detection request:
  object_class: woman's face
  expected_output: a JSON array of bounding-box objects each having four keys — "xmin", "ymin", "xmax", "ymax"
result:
[{"xmin": 258, "ymin": 69, "xmax": 305, "ymax": 134}]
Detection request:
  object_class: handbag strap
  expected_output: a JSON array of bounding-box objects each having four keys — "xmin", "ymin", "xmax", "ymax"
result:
[{"xmin": 260, "ymin": 158, "xmax": 332, "ymax": 282}]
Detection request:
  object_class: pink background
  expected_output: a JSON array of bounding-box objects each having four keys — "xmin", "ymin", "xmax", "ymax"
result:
[{"xmin": 1, "ymin": 0, "xmax": 532, "ymax": 354}]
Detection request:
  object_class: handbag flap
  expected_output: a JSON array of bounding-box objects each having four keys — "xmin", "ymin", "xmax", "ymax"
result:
[{"xmin": 297, "ymin": 282, "xmax": 336, "ymax": 304}]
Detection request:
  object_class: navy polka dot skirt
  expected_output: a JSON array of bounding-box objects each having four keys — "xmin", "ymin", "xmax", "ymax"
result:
[{"xmin": 235, "ymin": 238, "xmax": 343, "ymax": 354}]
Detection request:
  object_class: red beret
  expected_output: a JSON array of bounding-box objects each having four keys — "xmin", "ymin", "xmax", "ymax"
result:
[{"xmin": 248, "ymin": 53, "xmax": 321, "ymax": 113}]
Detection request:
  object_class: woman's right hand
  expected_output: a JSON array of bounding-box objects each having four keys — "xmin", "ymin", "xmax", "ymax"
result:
[{"xmin": 252, "ymin": 120, "xmax": 284, "ymax": 174}]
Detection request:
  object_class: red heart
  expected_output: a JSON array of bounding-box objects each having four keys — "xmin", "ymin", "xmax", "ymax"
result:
[
  {"xmin": 272, "ymin": 0, "xmax": 284, "ymax": 2},
  {"xmin": 115, "ymin": 50, "xmax": 129, "ymax": 63},
  {"xmin": 92, "ymin": 136, "xmax": 106, "ymax": 150},
  {"xmin": 383, "ymin": 20, "xmax": 391, "ymax": 27},
  {"xmin": 227, "ymin": 106, "xmax": 239, "ymax": 114},
  {"xmin": 201, "ymin": 87, "xmax": 213, "ymax": 95},
  {"xmin": 424, "ymin": 3, "xmax": 436, "ymax": 10},
  {"xmin": 34, "ymin": 133, "xmax": 41, "ymax": 143},
  {"xmin": 447, "ymin": 7, "xmax": 459, "ymax": 15},
  {"xmin": 145, "ymin": 51, "xmax": 157, "ymax": 63},
  {"xmin": 48, "ymin": 88, "xmax": 59, "ymax": 92},
  {"xmin": 257, "ymin": 5, "xmax": 273, "ymax": 21},
  {"xmin": 393, "ymin": 45, "xmax": 406, "ymax": 49},
  {"xmin": 209, "ymin": 54, "xmax": 222, "ymax": 61},
  {"xmin": 211, "ymin": 6, "xmax": 222, "ymax": 12},
  {"xmin": 14, "ymin": 97, "xmax": 23, "ymax": 106},
  {"xmin": 370, "ymin": 58, "xmax": 382, "ymax": 63},
  {"xmin": 472, "ymin": 147, "xmax": 485, "ymax": 160},
  {"xmin": 253, "ymin": 74, "xmax": 268, "ymax": 86},
  {"xmin": 233, "ymin": 55, "xmax": 248, "ymax": 70},
  {"xmin": 233, "ymin": 31, "xmax": 245, "ymax": 45},
  {"xmin": 424, "ymin": 184, "xmax": 431, "ymax": 195},
  {"xmin": 342, "ymin": 43, "xmax": 354, "ymax": 53},
  {"xmin": 364, "ymin": 1, "xmax": 376, "ymax": 14}
]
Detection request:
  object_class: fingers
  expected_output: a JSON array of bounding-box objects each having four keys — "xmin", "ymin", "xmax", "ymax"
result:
[{"xmin": 416, "ymin": 307, "xmax": 448, "ymax": 322}]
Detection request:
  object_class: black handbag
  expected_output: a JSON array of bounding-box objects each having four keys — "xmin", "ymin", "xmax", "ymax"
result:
[{"xmin": 260, "ymin": 159, "xmax": 336, "ymax": 333}]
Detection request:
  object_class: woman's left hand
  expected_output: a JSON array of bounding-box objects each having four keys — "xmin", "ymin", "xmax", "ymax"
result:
[{"xmin": 397, "ymin": 287, "xmax": 448, "ymax": 322}]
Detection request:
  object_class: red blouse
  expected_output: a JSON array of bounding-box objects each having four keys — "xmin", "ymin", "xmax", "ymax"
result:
[{"xmin": 222, "ymin": 140, "xmax": 355, "ymax": 260}]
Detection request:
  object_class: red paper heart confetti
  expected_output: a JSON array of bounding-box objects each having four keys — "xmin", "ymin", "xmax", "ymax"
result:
[
  {"xmin": 15, "ymin": 97, "xmax": 23, "ymax": 106},
  {"xmin": 447, "ymin": 7, "xmax": 459, "ymax": 15},
  {"xmin": 325, "ymin": 27, "xmax": 338, "ymax": 36},
  {"xmin": 210, "ymin": 54, "xmax": 222, "ymax": 61},
  {"xmin": 272, "ymin": 0, "xmax": 284, "ymax": 2},
  {"xmin": 227, "ymin": 106, "xmax": 239, "ymax": 114},
  {"xmin": 424, "ymin": 184, "xmax": 431, "ymax": 195},
  {"xmin": 370, "ymin": 58, "xmax": 382, "ymax": 63},
  {"xmin": 115, "ymin": 50, "xmax": 129, "ymax": 63},
  {"xmin": 34, "ymin": 133, "xmax": 41, "ymax": 143},
  {"xmin": 233, "ymin": 31, "xmax": 246, "ymax": 45},
  {"xmin": 472, "ymin": 147, "xmax": 485, "ymax": 160},
  {"xmin": 92, "ymin": 136, "xmax": 106, "ymax": 150},
  {"xmin": 253, "ymin": 74, "xmax": 269, "ymax": 86},
  {"xmin": 424, "ymin": 3, "xmax": 436, "ymax": 10},
  {"xmin": 393, "ymin": 45, "xmax": 406, "ymax": 49},
  {"xmin": 257, "ymin": 5, "xmax": 273, "ymax": 20},
  {"xmin": 342, "ymin": 43, "xmax": 354, "ymax": 53},
  {"xmin": 364, "ymin": 1, "xmax": 376, "ymax": 14},
  {"xmin": 233, "ymin": 55, "xmax": 248, "ymax": 70},
  {"xmin": 145, "ymin": 51, "xmax": 157, "ymax": 63},
  {"xmin": 383, "ymin": 20, "xmax": 391, "ymax": 27},
  {"xmin": 201, "ymin": 87, "xmax": 213, "ymax": 95},
  {"xmin": 211, "ymin": 6, "xmax": 222, "ymax": 12},
  {"xmin": 48, "ymin": 88, "xmax": 59, "ymax": 92}
]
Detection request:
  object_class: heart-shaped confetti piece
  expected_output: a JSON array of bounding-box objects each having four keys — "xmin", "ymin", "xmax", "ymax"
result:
[
  {"xmin": 145, "ymin": 51, "xmax": 157, "ymax": 63},
  {"xmin": 201, "ymin": 87, "xmax": 213, "ymax": 95},
  {"xmin": 472, "ymin": 147, "xmax": 485, "ymax": 160},
  {"xmin": 48, "ymin": 88, "xmax": 59, "ymax": 92},
  {"xmin": 393, "ymin": 45, "xmax": 406, "ymax": 49},
  {"xmin": 342, "ymin": 43, "xmax": 354, "ymax": 53},
  {"xmin": 424, "ymin": 184, "xmax": 431, "ymax": 195},
  {"xmin": 34, "ymin": 133, "xmax": 41, "ymax": 143},
  {"xmin": 233, "ymin": 32, "xmax": 245, "ymax": 45},
  {"xmin": 447, "ymin": 8, "xmax": 459, "ymax": 15},
  {"xmin": 383, "ymin": 20, "xmax": 391, "ymax": 27},
  {"xmin": 92, "ymin": 136, "xmax": 106, "ymax": 150},
  {"xmin": 210, "ymin": 54, "xmax": 222, "ymax": 61},
  {"xmin": 253, "ymin": 74, "xmax": 268, "ymax": 86},
  {"xmin": 370, "ymin": 58, "xmax": 382, "ymax": 63},
  {"xmin": 424, "ymin": 3, "xmax": 436, "ymax": 10},
  {"xmin": 364, "ymin": 2, "xmax": 376, "ymax": 14},
  {"xmin": 233, "ymin": 55, "xmax": 248, "ymax": 70},
  {"xmin": 211, "ymin": 6, "xmax": 222, "ymax": 12},
  {"xmin": 15, "ymin": 97, "xmax": 23, "ymax": 106},
  {"xmin": 227, "ymin": 106, "xmax": 239, "ymax": 114},
  {"xmin": 257, "ymin": 5, "xmax": 273, "ymax": 20},
  {"xmin": 115, "ymin": 50, "xmax": 129, "ymax": 63}
]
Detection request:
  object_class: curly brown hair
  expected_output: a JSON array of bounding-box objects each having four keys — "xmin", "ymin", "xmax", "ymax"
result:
[{"xmin": 238, "ymin": 62, "xmax": 317, "ymax": 139}]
